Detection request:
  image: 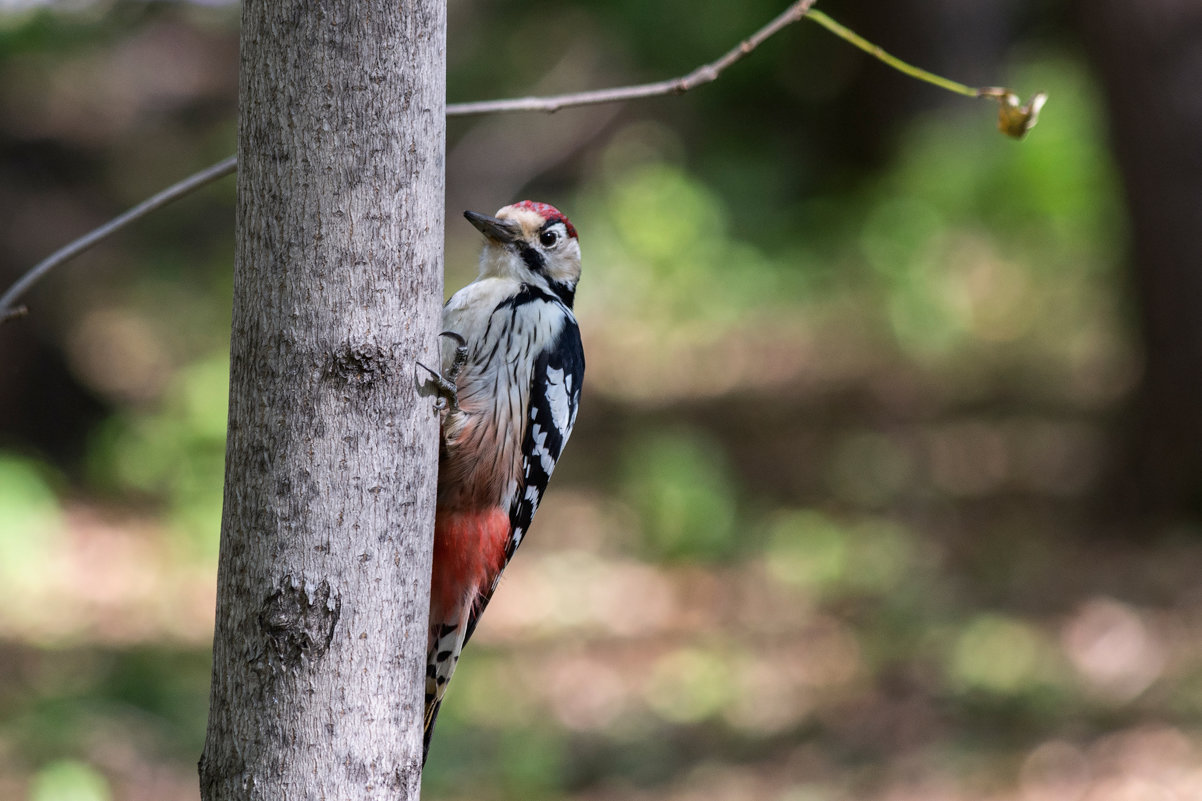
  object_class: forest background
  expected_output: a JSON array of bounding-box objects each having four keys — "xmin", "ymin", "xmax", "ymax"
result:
[{"xmin": 1, "ymin": 0, "xmax": 1200, "ymax": 799}]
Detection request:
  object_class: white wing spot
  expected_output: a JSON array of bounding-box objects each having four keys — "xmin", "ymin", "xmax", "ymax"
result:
[
  {"xmin": 544, "ymin": 366, "xmax": 570, "ymax": 433},
  {"xmin": 530, "ymin": 423, "xmax": 555, "ymax": 475}
]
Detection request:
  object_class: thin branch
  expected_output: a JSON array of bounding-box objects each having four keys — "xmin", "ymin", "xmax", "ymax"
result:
[
  {"xmin": 445, "ymin": 0, "xmax": 818, "ymax": 116},
  {"xmin": 805, "ymin": 9, "xmax": 977, "ymax": 98},
  {"xmin": 1, "ymin": 305, "xmax": 28, "ymax": 324},
  {"xmin": 805, "ymin": 9, "xmax": 1047, "ymax": 138},
  {"xmin": 0, "ymin": 155, "xmax": 237, "ymax": 322},
  {"xmin": 0, "ymin": 1, "xmax": 818, "ymax": 323},
  {"xmin": 2, "ymin": 0, "xmax": 1044, "ymax": 322}
]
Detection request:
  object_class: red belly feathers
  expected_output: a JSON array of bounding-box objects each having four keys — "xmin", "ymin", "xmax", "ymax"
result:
[{"xmin": 430, "ymin": 507, "xmax": 512, "ymax": 621}]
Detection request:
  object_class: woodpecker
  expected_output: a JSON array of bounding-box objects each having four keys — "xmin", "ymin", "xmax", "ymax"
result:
[{"xmin": 423, "ymin": 201, "xmax": 585, "ymax": 762}]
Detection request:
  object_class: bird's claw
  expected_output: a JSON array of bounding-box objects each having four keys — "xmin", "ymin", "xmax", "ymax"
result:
[
  {"xmin": 418, "ymin": 362, "xmax": 457, "ymax": 411},
  {"xmin": 440, "ymin": 331, "xmax": 468, "ymax": 385},
  {"xmin": 418, "ymin": 331, "xmax": 469, "ymax": 412}
]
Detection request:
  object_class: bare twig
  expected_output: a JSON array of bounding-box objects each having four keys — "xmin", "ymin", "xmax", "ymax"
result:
[
  {"xmin": 445, "ymin": 0, "xmax": 818, "ymax": 115},
  {"xmin": 0, "ymin": 155, "xmax": 237, "ymax": 323},
  {"xmin": 1, "ymin": 305, "xmax": 28, "ymax": 324},
  {"xmin": 805, "ymin": 9, "xmax": 1047, "ymax": 138},
  {"xmin": 0, "ymin": 2, "xmax": 819, "ymax": 322},
  {"xmin": 2, "ymin": 0, "xmax": 1044, "ymax": 322},
  {"xmin": 804, "ymin": 10, "xmax": 977, "ymax": 98}
]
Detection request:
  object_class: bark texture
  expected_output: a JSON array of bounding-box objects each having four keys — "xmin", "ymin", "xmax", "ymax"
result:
[{"xmin": 199, "ymin": 1, "xmax": 446, "ymax": 799}]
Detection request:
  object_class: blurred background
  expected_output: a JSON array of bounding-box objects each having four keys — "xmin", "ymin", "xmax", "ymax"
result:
[{"xmin": 3, "ymin": 0, "xmax": 1202, "ymax": 799}]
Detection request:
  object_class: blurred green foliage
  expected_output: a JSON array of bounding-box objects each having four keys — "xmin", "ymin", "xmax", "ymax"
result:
[
  {"xmin": 0, "ymin": 455, "xmax": 63, "ymax": 592},
  {"xmin": 29, "ymin": 760, "xmax": 111, "ymax": 801},
  {"xmin": 764, "ymin": 510, "xmax": 916, "ymax": 597},
  {"xmin": 87, "ymin": 356, "xmax": 229, "ymax": 557},
  {"xmin": 620, "ymin": 428, "xmax": 739, "ymax": 562},
  {"xmin": 950, "ymin": 614, "xmax": 1054, "ymax": 694}
]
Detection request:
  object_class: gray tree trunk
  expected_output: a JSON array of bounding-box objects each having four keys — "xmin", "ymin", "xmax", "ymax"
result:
[{"xmin": 199, "ymin": 1, "xmax": 446, "ymax": 799}]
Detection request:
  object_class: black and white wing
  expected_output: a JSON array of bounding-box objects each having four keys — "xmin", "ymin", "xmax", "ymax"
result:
[
  {"xmin": 505, "ymin": 314, "xmax": 585, "ymax": 559},
  {"xmin": 462, "ymin": 312, "xmax": 584, "ymax": 644}
]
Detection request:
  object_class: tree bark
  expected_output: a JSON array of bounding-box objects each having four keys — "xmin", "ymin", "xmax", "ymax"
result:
[{"xmin": 199, "ymin": 1, "xmax": 446, "ymax": 799}]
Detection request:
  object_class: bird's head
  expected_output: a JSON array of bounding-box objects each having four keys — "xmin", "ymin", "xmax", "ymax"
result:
[{"xmin": 465, "ymin": 200, "xmax": 581, "ymax": 307}]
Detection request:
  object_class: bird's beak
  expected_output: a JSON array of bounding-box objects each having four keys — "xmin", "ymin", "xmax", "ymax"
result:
[{"xmin": 464, "ymin": 210, "xmax": 521, "ymax": 244}]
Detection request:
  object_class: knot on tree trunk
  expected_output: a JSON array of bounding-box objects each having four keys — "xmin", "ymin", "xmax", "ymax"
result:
[
  {"xmin": 258, "ymin": 576, "xmax": 342, "ymax": 671},
  {"xmin": 324, "ymin": 343, "xmax": 393, "ymax": 389}
]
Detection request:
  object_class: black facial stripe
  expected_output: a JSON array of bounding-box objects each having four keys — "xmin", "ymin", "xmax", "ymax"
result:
[
  {"xmin": 516, "ymin": 243, "xmax": 546, "ymax": 273},
  {"xmin": 548, "ymin": 281, "xmax": 575, "ymax": 308}
]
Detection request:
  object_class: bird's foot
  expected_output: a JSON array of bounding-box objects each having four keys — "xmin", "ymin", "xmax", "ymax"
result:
[{"xmin": 418, "ymin": 331, "xmax": 468, "ymax": 412}]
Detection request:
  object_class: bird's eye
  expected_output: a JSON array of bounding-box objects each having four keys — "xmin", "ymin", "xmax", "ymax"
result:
[{"xmin": 539, "ymin": 230, "xmax": 559, "ymax": 247}]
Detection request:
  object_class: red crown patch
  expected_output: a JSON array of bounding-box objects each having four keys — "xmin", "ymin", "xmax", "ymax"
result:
[{"xmin": 512, "ymin": 200, "xmax": 577, "ymax": 239}]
